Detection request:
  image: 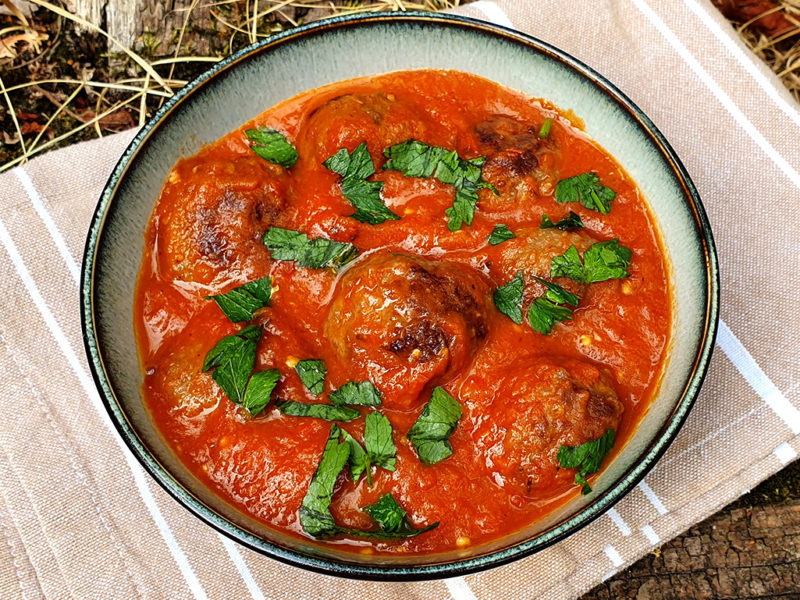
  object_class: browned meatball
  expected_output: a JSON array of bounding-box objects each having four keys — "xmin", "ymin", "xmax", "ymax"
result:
[
  {"xmin": 299, "ymin": 93, "xmax": 450, "ymax": 166},
  {"xmin": 155, "ymin": 155, "xmax": 287, "ymax": 285},
  {"xmin": 464, "ymin": 357, "xmax": 623, "ymax": 497},
  {"xmin": 325, "ymin": 253, "xmax": 490, "ymax": 409},
  {"xmin": 473, "ymin": 114, "xmax": 560, "ymax": 207},
  {"xmin": 498, "ymin": 227, "xmax": 597, "ymax": 300}
]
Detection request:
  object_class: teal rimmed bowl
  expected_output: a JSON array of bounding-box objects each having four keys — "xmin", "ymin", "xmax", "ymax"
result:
[{"xmin": 81, "ymin": 12, "xmax": 719, "ymax": 580}]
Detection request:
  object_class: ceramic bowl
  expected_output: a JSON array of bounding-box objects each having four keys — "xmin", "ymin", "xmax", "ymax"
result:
[{"xmin": 81, "ymin": 11, "xmax": 719, "ymax": 580}]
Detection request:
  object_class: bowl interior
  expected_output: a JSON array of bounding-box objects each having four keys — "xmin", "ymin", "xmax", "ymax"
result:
[{"xmin": 84, "ymin": 13, "xmax": 716, "ymax": 579}]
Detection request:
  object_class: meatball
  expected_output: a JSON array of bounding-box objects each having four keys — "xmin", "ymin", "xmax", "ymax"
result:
[
  {"xmin": 299, "ymin": 93, "xmax": 450, "ymax": 165},
  {"xmin": 498, "ymin": 227, "xmax": 597, "ymax": 300},
  {"xmin": 465, "ymin": 357, "xmax": 623, "ymax": 497},
  {"xmin": 325, "ymin": 253, "xmax": 490, "ymax": 409},
  {"xmin": 155, "ymin": 155, "xmax": 287, "ymax": 285},
  {"xmin": 473, "ymin": 114, "xmax": 559, "ymax": 207}
]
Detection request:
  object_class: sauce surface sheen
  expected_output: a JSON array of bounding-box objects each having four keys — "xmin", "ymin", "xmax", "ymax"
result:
[{"xmin": 134, "ymin": 69, "xmax": 671, "ymax": 555}]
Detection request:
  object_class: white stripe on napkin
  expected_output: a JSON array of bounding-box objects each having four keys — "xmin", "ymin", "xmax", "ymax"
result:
[
  {"xmin": 0, "ymin": 215, "xmax": 210, "ymax": 600},
  {"xmin": 470, "ymin": 1, "xmax": 515, "ymax": 28},
  {"xmin": 631, "ymin": 0, "xmax": 800, "ymax": 190},
  {"xmin": 445, "ymin": 576, "xmax": 479, "ymax": 600},
  {"xmin": 682, "ymin": 0, "xmax": 800, "ymax": 129}
]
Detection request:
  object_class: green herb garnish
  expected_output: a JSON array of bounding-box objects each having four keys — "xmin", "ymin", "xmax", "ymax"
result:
[
  {"xmin": 340, "ymin": 411, "xmax": 397, "ymax": 484},
  {"xmin": 241, "ymin": 369, "xmax": 281, "ymax": 415},
  {"xmin": 487, "ymin": 224, "xmax": 515, "ymax": 246},
  {"xmin": 493, "ymin": 271, "xmax": 524, "ymax": 324},
  {"xmin": 361, "ymin": 492, "xmax": 437, "ymax": 537},
  {"xmin": 538, "ymin": 118, "xmax": 553, "ymax": 139},
  {"xmin": 527, "ymin": 277, "xmax": 580, "ymax": 335},
  {"xmin": 555, "ymin": 172, "xmax": 616, "ymax": 215},
  {"xmin": 407, "ymin": 387, "xmax": 462, "ymax": 465},
  {"xmin": 245, "ymin": 127, "xmax": 298, "ymax": 168},
  {"xmin": 550, "ymin": 239, "xmax": 632, "ymax": 284},
  {"xmin": 540, "ymin": 211, "xmax": 584, "ymax": 231},
  {"xmin": 295, "ymin": 359, "xmax": 326, "ymax": 396},
  {"xmin": 329, "ymin": 381, "xmax": 382, "ymax": 407},
  {"xmin": 263, "ymin": 227, "xmax": 358, "ymax": 270},
  {"xmin": 382, "ymin": 139, "xmax": 496, "ymax": 231},
  {"xmin": 202, "ymin": 325, "xmax": 262, "ymax": 406},
  {"xmin": 299, "ymin": 425, "xmax": 352, "ymax": 537},
  {"xmin": 208, "ymin": 276, "xmax": 272, "ymax": 323},
  {"xmin": 300, "ymin": 426, "xmax": 438, "ymax": 539},
  {"xmin": 276, "ymin": 401, "xmax": 359, "ymax": 422},
  {"xmin": 557, "ymin": 429, "xmax": 615, "ymax": 494},
  {"xmin": 324, "ymin": 142, "xmax": 399, "ymax": 225}
]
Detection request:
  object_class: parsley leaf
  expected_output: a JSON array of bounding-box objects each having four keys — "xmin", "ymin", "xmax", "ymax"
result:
[
  {"xmin": 300, "ymin": 426, "xmax": 438, "ymax": 540},
  {"xmin": 324, "ymin": 142, "xmax": 399, "ymax": 225},
  {"xmin": 550, "ymin": 239, "xmax": 632, "ymax": 284},
  {"xmin": 528, "ymin": 299, "xmax": 574, "ymax": 335},
  {"xmin": 382, "ymin": 139, "xmax": 495, "ymax": 231},
  {"xmin": 340, "ymin": 411, "xmax": 396, "ymax": 484},
  {"xmin": 364, "ymin": 411, "xmax": 396, "ymax": 474},
  {"xmin": 487, "ymin": 224, "xmax": 515, "ymax": 246},
  {"xmin": 295, "ymin": 359, "xmax": 326, "ymax": 395},
  {"xmin": 242, "ymin": 369, "xmax": 280, "ymax": 415},
  {"xmin": 263, "ymin": 227, "xmax": 358, "ymax": 270},
  {"xmin": 555, "ymin": 172, "xmax": 616, "ymax": 215},
  {"xmin": 329, "ymin": 381, "xmax": 382, "ymax": 407},
  {"xmin": 202, "ymin": 325, "xmax": 262, "ymax": 405},
  {"xmin": 493, "ymin": 271, "xmax": 524, "ymax": 324},
  {"xmin": 540, "ymin": 211, "xmax": 584, "ymax": 231},
  {"xmin": 533, "ymin": 276, "xmax": 580, "ymax": 306},
  {"xmin": 276, "ymin": 401, "xmax": 359, "ymax": 422},
  {"xmin": 407, "ymin": 387, "xmax": 462, "ymax": 465},
  {"xmin": 245, "ymin": 127, "xmax": 298, "ymax": 168},
  {"xmin": 208, "ymin": 276, "xmax": 272, "ymax": 323},
  {"xmin": 538, "ymin": 117, "xmax": 553, "ymax": 139},
  {"xmin": 557, "ymin": 429, "xmax": 615, "ymax": 494},
  {"xmin": 299, "ymin": 425, "xmax": 351, "ymax": 538},
  {"xmin": 339, "ymin": 428, "xmax": 370, "ymax": 481}
]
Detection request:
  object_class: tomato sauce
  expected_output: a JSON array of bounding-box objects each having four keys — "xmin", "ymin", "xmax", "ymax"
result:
[{"xmin": 134, "ymin": 70, "xmax": 671, "ymax": 555}]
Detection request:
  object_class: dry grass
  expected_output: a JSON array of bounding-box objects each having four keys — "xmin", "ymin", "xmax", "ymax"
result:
[{"xmin": 0, "ymin": 0, "xmax": 798, "ymax": 172}]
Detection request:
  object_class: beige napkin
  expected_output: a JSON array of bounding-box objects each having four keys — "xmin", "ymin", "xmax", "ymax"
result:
[{"xmin": 1, "ymin": 0, "xmax": 799, "ymax": 598}]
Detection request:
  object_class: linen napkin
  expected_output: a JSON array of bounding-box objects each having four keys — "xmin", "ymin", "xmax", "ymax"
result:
[{"xmin": 1, "ymin": 0, "xmax": 799, "ymax": 598}]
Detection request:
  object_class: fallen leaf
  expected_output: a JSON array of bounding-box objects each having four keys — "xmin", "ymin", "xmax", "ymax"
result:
[
  {"xmin": 2, "ymin": 130, "xmax": 20, "ymax": 145},
  {"xmin": 711, "ymin": 0, "xmax": 797, "ymax": 37},
  {"xmin": 19, "ymin": 120, "xmax": 43, "ymax": 134},
  {"xmin": 0, "ymin": 29, "xmax": 48, "ymax": 59}
]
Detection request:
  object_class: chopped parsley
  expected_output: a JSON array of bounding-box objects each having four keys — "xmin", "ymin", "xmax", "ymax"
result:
[
  {"xmin": 487, "ymin": 224, "xmax": 515, "ymax": 246},
  {"xmin": 527, "ymin": 277, "xmax": 580, "ymax": 335},
  {"xmin": 244, "ymin": 127, "xmax": 298, "ymax": 168},
  {"xmin": 263, "ymin": 227, "xmax": 358, "ymax": 270},
  {"xmin": 300, "ymin": 425, "xmax": 438, "ymax": 539},
  {"xmin": 382, "ymin": 139, "xmax": 496, "ymax": 231},
  {"xmin": 493, "ymin": 271, "xmax": 524, "ymax": 324},
  {"xmin": 550, "ymin": 239, "xmax": 632, "ymax": 284},
  {"xmin": 340, "ymin": 411, "xmax": 396, "ymax": 484},
  {"xmin": 540, "ymin": 211, "xmax": 584, "ymax": 231},
  {"xmin": 324, "ymin": 142, "xmax": 399, "ymax": 225},
  {"xmin": 208, "ymin": 276, "xmax": 272, "ymax": 323},
  {"xmin": 538, "ymin": 117, "xmax": 553, "ymax": 139},
  {"xmin": 555, "ymin": 172, "xmax": 616, "ymax": 215},
  {"xmin": 276, "ymin": 401, "xmax": 359, "ymax": 422},
  {"xmin": 329, "ymin": 381, "xmax": 382, "ymax": 407},
  {"xmin": 407, "ymin": 387, "xmax": 462, "ymax": 465},
  {"xmin": 202, "ymin": 325, "xmax": 261, "ymax": 406},
  {"xmin": 295, "ymin": 359, "xmax": 326, "ymax": 396},
  {"xmin": 241, "ymin": 369, "xmax": 281, "ymax": 415},
  {"xmin": 557, "ymin": 429, "xmax": 615, "ymax": 494}
]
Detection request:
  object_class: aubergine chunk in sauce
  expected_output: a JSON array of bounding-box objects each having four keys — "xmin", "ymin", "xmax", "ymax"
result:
[
  {"xmin": 155, "ymin": 155, "xmax": 288, "ymax": 285},
  {"xmin": 474, "ymin": 114, "xmax": 560, "ymax": 208},
  {"xmin": 465, "ymin": 357, "xmax": 623, "ymax": 497},
  {"xmin": 325, "ymin": 253, "xmax": 490, "ymax": 410},
  {"xmin": 299, "ymin": 93, "xmax": 454, "ymax": 165}
]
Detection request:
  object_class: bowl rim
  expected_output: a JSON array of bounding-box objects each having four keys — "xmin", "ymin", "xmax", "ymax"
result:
[{"xmin": 81, "ymin": 10, "xmax": 720, "ymax": 581}]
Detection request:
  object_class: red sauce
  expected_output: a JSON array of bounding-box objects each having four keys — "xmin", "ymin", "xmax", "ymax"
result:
[{"xmin": 134, "ymin": 70, "xmax": 671, "ymax": 555}]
